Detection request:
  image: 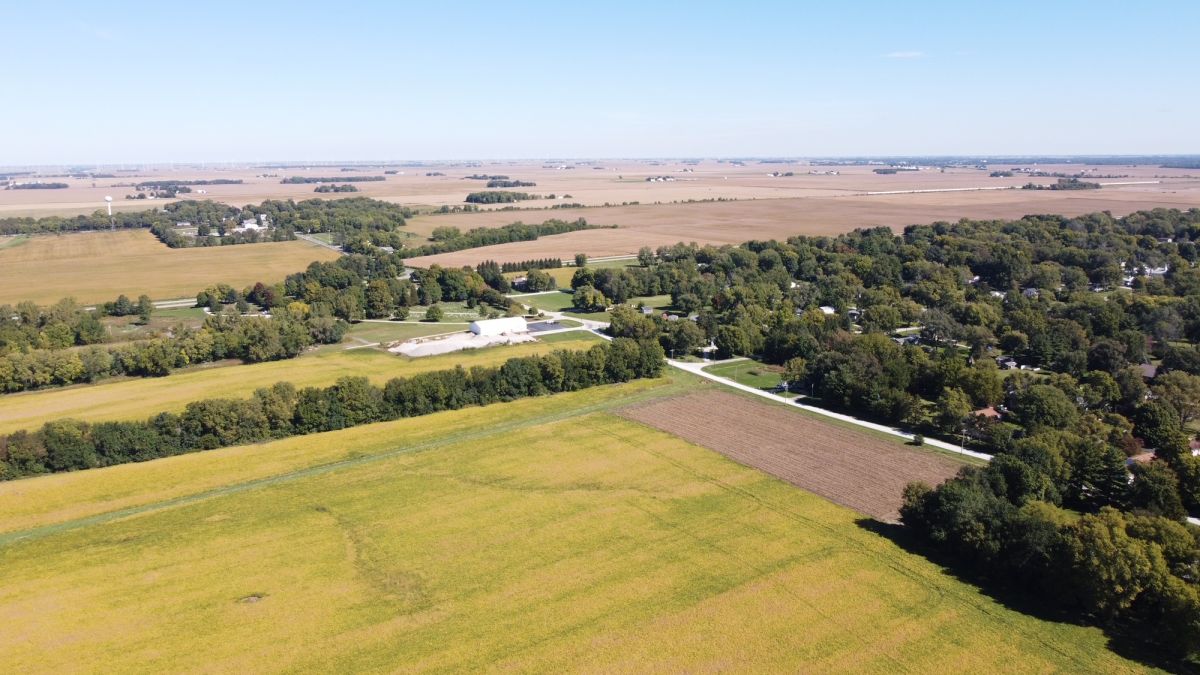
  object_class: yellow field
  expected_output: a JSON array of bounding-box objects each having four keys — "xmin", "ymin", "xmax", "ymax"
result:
[
  {"xmin": 0, "ymin": 230, "xmax": 339, "ymax": 305},
  {"xmin": 0, "ymin": 334, "xmax": 600, "ymax": 435},
  {"xmin": 0, "ymin": 375, "xmax": 1148, "ymax": 672}
]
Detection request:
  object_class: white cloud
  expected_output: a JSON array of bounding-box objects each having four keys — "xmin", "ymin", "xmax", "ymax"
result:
[{"xmin": 884, "ymin": 51, "xmax": 924, "ymax": 59}]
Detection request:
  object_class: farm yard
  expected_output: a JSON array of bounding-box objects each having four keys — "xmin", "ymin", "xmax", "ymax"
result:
[
  {"xmin": 619, "ymin": 390, "xmax": 967, "ymax": 521},
  {"xmin": 0, "ymin": 230, "xmax": 338, "ymax": 305},
  {"xmin": 0, "ymin": 372, "xmax": 1147, "ymax": 673}
]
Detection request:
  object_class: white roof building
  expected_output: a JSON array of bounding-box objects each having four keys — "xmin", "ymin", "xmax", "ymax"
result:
[{"xmin": 469, "ymin": 317, "xmax": 528, "ymax": 337}]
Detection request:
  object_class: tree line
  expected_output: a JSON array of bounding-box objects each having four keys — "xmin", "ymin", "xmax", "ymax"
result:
[
  {"xmin": 314, "ymin": 184, "xmax": 359, "ymax": 193},
  {"xmin": 280, "ymin": 176, "xmax": 386, "ymax": 183},
  {"xmin": 0, "ymin": 338, "xmax": 664, "ymax": 480},
  {"xmin": 396, "ymin": 219, "xmax": 602, "ymax": 259},
  {"xmin": 486, "ymin": 179, "xmax": 536, "ymax": 188}
]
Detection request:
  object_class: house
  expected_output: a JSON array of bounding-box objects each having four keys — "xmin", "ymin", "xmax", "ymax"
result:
[
  {"xmin": 1190, "ymin": 439, "xmax": 1200, "ymax": 457},
  {"xmin": 973, "ymin": 406, "xmax": 1002, "ymax": 420},
  {"xmin": 997, "ymin": 356, "xmax": 1018, "ymax": 370},
  {"xmin": 1147, "ymin": 266, "xmax": 1169, "ymax": 277},
  {"xmin": 1022, "ymin": 288, "xmax": 1040, "ymax": 299},
  {"xmin": 641, "ymin": 306, "xmax": 653, "ymax": 315},
  {"xmin": 818, "ymin": 306, "xmax": 836, "ymax": 316},
  {"xmin": 1138, "ymin": 363, "xmax": 1159, "ymax": 380},
  {"xmin": 469, "ymin": 317, "xmax": 527, "ymax": 337}
]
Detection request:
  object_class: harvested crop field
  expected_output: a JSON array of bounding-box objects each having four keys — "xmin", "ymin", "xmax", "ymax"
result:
[
  {"xmin": 406, "ymin": 181, "xmax": 1200, "ymax": 267},
  {"xmin": 619, "ymin": 390, "xmax": 964, "ymax": 521},
  {"xmin": 0, "ymin": 230, "xmax": 338, "ymax": 305}
]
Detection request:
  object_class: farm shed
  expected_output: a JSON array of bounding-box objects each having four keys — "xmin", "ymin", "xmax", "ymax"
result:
[{"xmin": 469, "ymin": 317, "xmax": 528, "ymax": 337}]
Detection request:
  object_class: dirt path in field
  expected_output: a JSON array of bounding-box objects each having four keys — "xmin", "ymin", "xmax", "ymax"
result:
[{"xmin": 619, "ymin": 390, "xmax": 964, "ymax": 522}]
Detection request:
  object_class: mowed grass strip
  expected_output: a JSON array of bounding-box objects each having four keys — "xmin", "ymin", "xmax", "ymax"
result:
[
  {"xmin": 0, "ymin": 405, "xmax": 1146, "ymax": 672},
  {"xmin": 0, "ymin": 335, "xmax": 600, "ymax": 435},
  {"xmin": 0, "ymin": 230, "xmax": 339, "ymax": 305}
]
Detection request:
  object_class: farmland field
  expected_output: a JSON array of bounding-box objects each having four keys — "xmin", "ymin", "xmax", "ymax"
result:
[
  {"xmin": 0, "ymin": 374, "xmax": 1148, "ymax": 673},
  {"xmin": 0, "ymin": 230, "xmax": 339, "ymax": 305},
  {"xmin": 620, "ymin": 390, "xmax": 965, "ymax": 521},
  {"xmin": 0, "ymin": 334, "xmax": 600, "ymax": 434}
]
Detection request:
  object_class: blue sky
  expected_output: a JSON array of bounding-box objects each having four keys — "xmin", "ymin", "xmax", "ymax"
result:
[{"xmin": 1, "ymin": 1, "xmax": 1196, "ymax": 164}]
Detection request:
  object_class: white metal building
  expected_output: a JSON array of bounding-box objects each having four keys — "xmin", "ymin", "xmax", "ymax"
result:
[{"xmin": 469, "ymin": 317, "xmax": 528, "ymax": 337}]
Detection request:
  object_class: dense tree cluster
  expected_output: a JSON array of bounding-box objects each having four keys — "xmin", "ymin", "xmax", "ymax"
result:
[
  {"xmin": 0, "ymin": 305, "xmax": 346, "ymax": 393},
  {"xmin": 464, "ymin": 191, "xmax": 539, "ymax": 204},
  {"xmin": 0, "ymin": 295, "xmax": 151, "ymax": 355},
  {"xmin": 486, "ymin": 179, "xmax": 536, "ymax": 188},
  {"xmin": 313, "ymin": 184, "xmax": 359, "ymax": 193},
  {"xmin": 1023, "ymin": 178, "xmax": 1101, "ymax": 190},
  {"xmin": 0, "ymin": 338, "xmax": 664, "ymax": 480},
  {"xmin": 464, "ymin": 174, "xmax": 508, "ymax": 180},
  {"xmin": 902, "ymin": 476, "xmax": 1200, "ymax": 662}
]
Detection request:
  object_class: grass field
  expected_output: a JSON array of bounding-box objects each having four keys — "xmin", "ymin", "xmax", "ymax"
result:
[
  {"xmin": 0, "ymin": 373, "xmax": 1149, "ymax": 672},
  {"xmin": 0, "ymin": 230, "xmax": 339, "ymax": 305},
  {"xmin": 703, "ymin": 358, "xmax": 787, "ymax": 393},
  {"xmin": 342, "ymin": 321, "xmax": 469, "ymax": 346},
  {"xmin": 0, "ymin": 334, "xmax": 600, "ymax": 434}
]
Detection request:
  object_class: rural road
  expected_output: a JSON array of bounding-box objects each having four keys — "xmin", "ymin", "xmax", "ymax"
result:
[{"xmin": 296, "ymin": 233, "xmax": 345, "ymax": 254}]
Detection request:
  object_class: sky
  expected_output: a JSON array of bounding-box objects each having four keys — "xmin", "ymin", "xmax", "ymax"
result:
[{"xmin": 1, "ymin": 1, "xmax": 1197, "ymax": 164}]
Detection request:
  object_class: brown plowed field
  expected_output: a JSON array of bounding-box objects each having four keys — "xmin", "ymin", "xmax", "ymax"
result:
[{"xmin": 618, "ymin": 390, "xmax": 964, "ymax": 521}]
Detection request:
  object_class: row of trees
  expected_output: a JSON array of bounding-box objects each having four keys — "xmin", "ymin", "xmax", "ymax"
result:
[
  {"xmin": 0, "ymin": 339, "xmax": 665, "ymax": 480},
  {"xmin": 398, "ymin": 219, "xmax": 602, "ymax": 259},
  {"xmin": 486, "ymin": 179, "xmax": 535, "ymax": 188},
  {"xmin": 313, "ymin": 184, "xmax": 359, "ymax": 193},
  {"xmin": 280, "ymin": 176, "xmax": 385, "ymax": 183}
]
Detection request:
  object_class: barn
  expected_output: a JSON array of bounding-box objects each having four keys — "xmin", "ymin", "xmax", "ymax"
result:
[{"xmin": 469, "ymin": 317, "xmax": 528, "ymax": 337}]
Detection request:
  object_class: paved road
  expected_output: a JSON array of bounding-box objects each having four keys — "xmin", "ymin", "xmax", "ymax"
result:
[{"xmin": 296, "ymin": 233, "xmax": 345, "ymax": 254}]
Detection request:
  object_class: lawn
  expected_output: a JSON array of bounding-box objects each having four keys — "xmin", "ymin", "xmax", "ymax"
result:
[
  {"xmin": 0, "ymin": 334, "xmax": 600, "ymax": 435},
  {"xmin": 703, "ymin": 358, "xmax": 787, "ymax": 394},
  {"xmin": 342, "ymin": 321, "xmax": 469, "ymax": 346},
  {"xmin": 517, "ymin": 289, "xmax": 576, "ymax": 311},
  {"xmin": 404, "ymin": 301, "xmax": 483, "ymax": 321},
  {"xmin": 0, "ymin": 374, "xmax": 1148, "ymax": 672},
  {"xmin": 0, "ymin": 230, "xmax": 339, "ymax": 305}
]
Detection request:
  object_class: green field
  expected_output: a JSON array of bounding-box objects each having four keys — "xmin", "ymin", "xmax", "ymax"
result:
[
  {"xmin": 342, "ymin": 321, "xmax": 469, "ymax": 345},
  {"xmin": 0, "ymin": 372, "xmax": 1148, "ymax": 672},
  {"xmin": 703, "ymin": 358, "xmax": 787, "ymax": 394},
  {"xmin": 0, "ymin": 334, "xmax": 600, "ymax": 434}
]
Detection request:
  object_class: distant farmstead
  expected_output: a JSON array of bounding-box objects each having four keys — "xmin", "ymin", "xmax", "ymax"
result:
[{"xmin": 469, "ymin": 317, "xmax": 528, "ymax": 337}]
